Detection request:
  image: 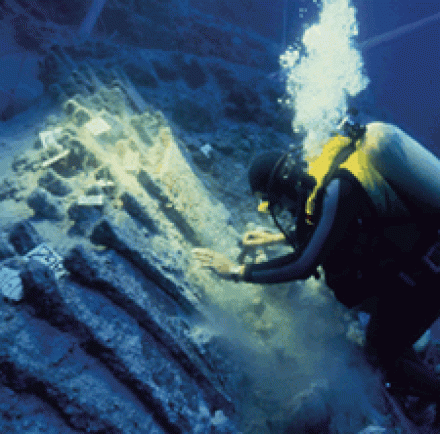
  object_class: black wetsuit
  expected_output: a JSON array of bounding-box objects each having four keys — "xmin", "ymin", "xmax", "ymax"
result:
[
  {"xmin": 243, "ymin": 175, "xmax": 379, "ymax": 289},
  {"xmin": 244, "ymin": 174, "xmax": 440, "ymax": 397}
]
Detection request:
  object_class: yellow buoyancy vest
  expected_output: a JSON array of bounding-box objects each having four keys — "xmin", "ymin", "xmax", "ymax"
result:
[{"xmin": 305, "ymin": 124, "xmax": 412, "ymax": 223}]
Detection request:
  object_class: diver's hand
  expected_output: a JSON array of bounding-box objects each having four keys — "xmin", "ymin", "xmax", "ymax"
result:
[
  {"xmin": 192, "ymin": 248, "xmax": 244, "ymax": 280},
  {"xmin": 242, "ymin": 230, "xmax": 285, "ymax": 247}
]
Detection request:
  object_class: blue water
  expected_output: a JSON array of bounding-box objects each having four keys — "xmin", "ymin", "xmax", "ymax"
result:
[
  {"xmin": 194, "ymin": 0, "xmax": 440, "ymax": 151},
  {"xmin": 356, "ymin": 1, "xmax": 440, "ymax": 152}
]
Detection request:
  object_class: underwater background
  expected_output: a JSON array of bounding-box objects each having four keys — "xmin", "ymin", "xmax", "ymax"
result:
[{"xmin": 0, "ymin": 1, "xmax": 439, "ymax": 433}]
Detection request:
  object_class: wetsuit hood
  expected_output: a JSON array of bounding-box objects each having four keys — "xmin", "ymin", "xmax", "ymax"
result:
[{"xmin": 248, "ymin": 151, "xmax": 285, "ymax": 196}]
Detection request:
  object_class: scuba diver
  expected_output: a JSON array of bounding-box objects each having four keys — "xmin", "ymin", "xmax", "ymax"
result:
[{"xmin": 194, "ymin": 119, "xmax": 440, "ymax": 406}]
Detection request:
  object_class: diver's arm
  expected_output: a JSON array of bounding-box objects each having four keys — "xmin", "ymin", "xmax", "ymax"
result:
[{"xmin": 242, "ymin": 179, "xmax": 342, "ymax": 283}]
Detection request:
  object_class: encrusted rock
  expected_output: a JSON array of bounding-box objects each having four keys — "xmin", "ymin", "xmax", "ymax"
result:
[
  {"xmin": 11, "ymin": 149, "xmax": 41, "ymax": 174},
  {"xmin": 130, "ymin": 111, "xmax": 165, "ymax": 145},
  {"xmin": 93, "ymin": 87, "xmax": 127, "ymax": 117},
  {"xmin": 63, "ymin": 99, "xmax": 92, "ymax": 127},
  {"xmin": 0, "ymin": 177, "xmax": 20, "ymax": 201},
  {"xmin": 0, "ymin": 232, "xmax": 15, "ymax": 260},
  {"xmin": 37, "ymin": 168, "xmax": 72, "ymax": 196},
  {"xmin": 8, "ymin": 221, "xmax": 44, "ymax": 255},
  {"xmin": 63, "ymin": 244, "xmax": 235, "ymax": 419},
  {"xmin": 152, "ymin": 60, "xmax": 180, "ymax": 82},
  {"xmin": 225, "ymin": 85, "xmax": 262, "ymax": 123},
  {"xmin": 89, "ymin": 217, "xmax": 199, "ymax": 313},
  {"xmin": 40, "ymin": 149, "xmax": 70, "ymax": 169},
  {"xmin": 52, "ymin": 138, "xmax": 99, "ymax": 177},
  {"xmin": 124, "ymin": 62, "xmax": 159, "ymax": 89},
  {"xmin": 120, "ymin": 192, "xmax": 158, "ymax": 234},
  {"xmin": 24, "ymin": 243, "xmax": 67, "ymax": 279},
  {"xmin": 67, "ymin": 202, "xmax": 103, "ymax": 236},
  {"xmin": 136, "ymin": 170, "xmax": 200, "ymax": 244},
  {"xmin": 26, "ymin": 188, "xmax": 64, "ymax": 220},
  {"xmin": 172, "ymin": 98, "xmax": 214, "ymax": 132},
  {"xmin": 192, "ymin": 147, "xmax": 214, "ymax": 172},
  {"xmin": 137, "ymin": 169, "xmax": 164, "ymax": 199},
  {"xmin": 172, "ymin": 54, "xmax": 207, "ymax": 89},
  {"xmin": 0, "ymin": 266, "xmax": 23, "ymax": 301},
  {"xmin": 20, "ymin": 259, "xmax": 70, "ymax": 325},
  {"xmin": 210, "ymin": 64, "xmax": 237, "ymax": 90}
]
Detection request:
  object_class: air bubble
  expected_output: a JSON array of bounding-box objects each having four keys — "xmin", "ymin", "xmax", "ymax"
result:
[{"xmin": 280, "ymin": 0, "xmax": 369, "ymax": 158}]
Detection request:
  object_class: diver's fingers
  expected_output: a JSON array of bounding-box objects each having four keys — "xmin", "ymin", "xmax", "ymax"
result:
[
  {"xmin": 192, "ymin": 248, "xmax": 215, "ymax": 258},
  {"xmin": 193, "ymin": 258, "xmax": 213, "ymax": 268},
  {"xmin": 242, "ymin": 232, "xmax": 270, "ymax": 246},
  {"xmin": 242, "ymin": 238, "xmax": 262, "ymax": 247},
  {"xmin": 243, "ymin": 230, "xmax": 272, "ymax": 239},
  {"xmin": 242, "ymin": 234, "xmax": 253, "ymax": 243},
  {"xmin": 192, "ymin": 248, "xmax": 217, "ymax": 266},
  {"xmin": 243, "ymin": 230, "xmax": 262, "ymax": 239},
  {"xmin": 242, "ymin": 232, "xmax": 261, "ymax": 244},
  {"xmin": 192, "ymin": 248, "xmax": 215, "ymax": 253},
  {"xmin": 242, "ymin": 236, "xmax": 256, "ymax": 245},
  {"xmin": 192, "ymin": 254, "xmax": 212, "ymax": 263}
]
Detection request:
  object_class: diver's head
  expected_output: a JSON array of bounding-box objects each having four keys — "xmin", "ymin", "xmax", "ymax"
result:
[
  {"xmin": 248, "ymin": 151, "xmax": 284, "ymax": 197},
  {"xmin": 249, "ymin": 150, "xmax": 316, "ymax": 249},
  {"xmin": 248, "ymin": 150, "xmax": 315, "ymax": 203}
]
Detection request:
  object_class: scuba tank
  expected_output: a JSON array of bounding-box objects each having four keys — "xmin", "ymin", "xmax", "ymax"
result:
[
  {"xmin": 307, "ymin": 120, "xmax": 440, "ymax": 224},
  {"xmin": 364, "ymin": 122, "xmax": 440, "ymax": 216}
]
